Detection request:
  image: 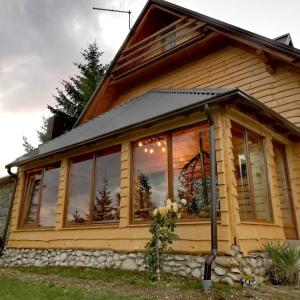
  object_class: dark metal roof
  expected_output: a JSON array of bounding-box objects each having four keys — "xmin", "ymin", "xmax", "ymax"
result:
[
  {"xmin": 274, "ymin": 33, "xmax": 294, "ymax": 47},
  {"xmin": 6, "ymin": 88, "xmax": 300, "ymax": 168}
]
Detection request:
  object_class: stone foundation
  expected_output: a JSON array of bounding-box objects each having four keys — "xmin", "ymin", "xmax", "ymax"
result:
[{"xmin": 0, "ymin": 247, "xmax": 271, "ymax": 285}]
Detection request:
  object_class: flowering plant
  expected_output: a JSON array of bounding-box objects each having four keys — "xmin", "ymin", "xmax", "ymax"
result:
[{"xmin": 144, "ymin": 198, "xmax": 187, "ymax": 280}]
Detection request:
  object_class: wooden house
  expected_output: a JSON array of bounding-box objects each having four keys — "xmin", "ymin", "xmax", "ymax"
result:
[{"xmin": 2, "ymin": 0, "xmax": 300, "ymax": 274}]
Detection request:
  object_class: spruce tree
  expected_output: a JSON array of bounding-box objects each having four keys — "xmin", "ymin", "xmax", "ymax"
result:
[{"xmin": 39, "ymin": 42, "xmax": 107, "ymax": 143}]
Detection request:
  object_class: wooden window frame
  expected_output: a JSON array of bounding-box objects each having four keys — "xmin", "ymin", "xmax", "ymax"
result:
[
  {"xmin": 130, "ymin": 122, "xmax": 212, "ymax": 224},
  {"xmin": 231, "ymin": 122, "xmax": 273, "ymax": 223},
  {"xmin": 19, "ymin": 163, "xmax": 60, "ymax": 229},
  {"xmin": 64, "ymin": 144, "xmax": 122, "ymax": 228},
  {"xmin": 272, "ymin": 141, "xmax": 298, "ymax": 238}
]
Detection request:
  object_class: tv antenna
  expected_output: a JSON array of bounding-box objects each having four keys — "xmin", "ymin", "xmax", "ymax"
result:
[{"xmin": 93, "ymin": 7, "xmax": 132, "ymax": 29}]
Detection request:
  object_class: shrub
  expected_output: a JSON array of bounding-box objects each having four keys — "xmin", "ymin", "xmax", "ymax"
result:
[
  {"xmin": 144, "ymin": 199, "xmax": 187, "ymax": 280},
  {"xmin": 264, "ymin": 241, "xmax": 300, "ymax": 285}
]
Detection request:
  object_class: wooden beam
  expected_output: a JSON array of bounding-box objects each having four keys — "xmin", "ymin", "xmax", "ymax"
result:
[{"xmin": 256, "ymin": 49, "xmax": 276, "ymax": 74}]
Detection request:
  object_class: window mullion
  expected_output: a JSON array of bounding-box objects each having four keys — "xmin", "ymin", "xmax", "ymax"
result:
[
  {"xmin": 244, "ymin": 130, "xmax": 256, "ymax": 220},
  {"xmin": 167, "ymin": 132, "xmax": 173, "ymax": 200},
  {"xmin": 36, "ymin": 169, "xmax": 44, "ymax": 227},
  {"xmin": 90, "ymin": 153, "xmax": 97, "ymax": 225}
]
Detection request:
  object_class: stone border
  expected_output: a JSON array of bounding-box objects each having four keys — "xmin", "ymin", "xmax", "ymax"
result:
[{"xmin": 0, "ymin": 248, "xmax": 271, "ymax": 285}]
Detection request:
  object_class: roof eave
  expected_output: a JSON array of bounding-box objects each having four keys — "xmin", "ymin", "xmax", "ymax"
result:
[{"xmin": 7, "ymin": 88, "xmax": 300, "ymax": 168}]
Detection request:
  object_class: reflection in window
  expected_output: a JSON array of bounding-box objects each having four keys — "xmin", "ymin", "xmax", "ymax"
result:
[
  {"xmin": 39, "ymin": 167, "xmax": 60, "ymax": 226},
  {"xmin": 22, "ymin": 163, "xmax": 60, "ymax": 227},
  {"xmin": 66, "ymin": 145, "xmax": 121, "ymax": 226},
  {"xmin": 67, "ymin": 155, "xmax": 92, "ymax": 224},
  {"xmin": 231, "ymin": 124, "xmax": 272, "ymax": 222},
  {"xmin": 93, "ymin": 149, "xmax": 121, "ymax": 223},
  {"xmin": 132, "ymin": 124, "xmax": 217, "ymax": 222},
  {"xmin": 172, "ymin": 125, "xmax": 213, "ymax": 219},
  {"xmin": 133, "ymin": 135, "xmax": 168, "ymax": 221}
]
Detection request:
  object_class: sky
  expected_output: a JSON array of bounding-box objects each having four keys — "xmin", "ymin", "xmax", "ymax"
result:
[{"xmin": 1, "ymin": 0, "xmax": 300, "ymax": 177}]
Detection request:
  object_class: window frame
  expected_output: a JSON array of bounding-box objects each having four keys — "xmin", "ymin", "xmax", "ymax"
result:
[
  {"xmin": 64, "ymin": 144, "xmax": 122, "ymax": 228},
  {"xmin": 19, "ymin": 162, "xmax": 61, "ymax": 230},
  {"xmin": 231, "ymin": 122, "xmax": 273, "ymax": 223},
  {"xmin": 130, "ymin": 122, "xmax": 212, "ymax": 224}
]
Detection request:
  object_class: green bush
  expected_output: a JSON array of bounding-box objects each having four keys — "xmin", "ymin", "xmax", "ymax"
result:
[{"xmin": 264, "ymin": 241, "xmax": 300, "ymax": 285}]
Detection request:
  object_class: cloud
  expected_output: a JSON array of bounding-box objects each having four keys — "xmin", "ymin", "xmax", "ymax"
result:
[{"xmin": 0, "ymin": 0, "xmax": 109, "ymax": 112}]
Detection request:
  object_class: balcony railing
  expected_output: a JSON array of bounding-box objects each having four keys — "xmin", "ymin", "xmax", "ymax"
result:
[{"xmin": 111, "ymin": 17, "xmax": 207, "ymax": 81}]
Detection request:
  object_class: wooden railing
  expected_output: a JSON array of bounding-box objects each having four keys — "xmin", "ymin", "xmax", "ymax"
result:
[{"xmin": 111, "ymin": 17, "xmax": 206, "ymax": 79}]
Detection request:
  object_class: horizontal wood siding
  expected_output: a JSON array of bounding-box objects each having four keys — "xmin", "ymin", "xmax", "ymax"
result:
[
  {"xmin": 7, "ymin": 112, "xmax": 232, "ymax": 254},
  {"xmin": 114, "ymin": 46, "xmax": 300, "ymax": 127}
]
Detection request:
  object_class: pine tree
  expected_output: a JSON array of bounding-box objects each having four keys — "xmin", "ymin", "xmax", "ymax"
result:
[
  {"xmin": 38, "ymin": 42, "xmax": 108, "ymax": 143},
  {"xmin": 22, "ymin": 136, "xmax": 34, "ymax": 153}
]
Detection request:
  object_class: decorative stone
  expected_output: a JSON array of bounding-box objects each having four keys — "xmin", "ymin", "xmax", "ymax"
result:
[
  {"xmin": 191, "ymin": 269, "xmax": 201, "ymax": 278},
  {"xmin": 215, "ymin": 267, "xmax": 226, "ymax": 276},
  {"xmin": 215, "ymin": 256, "xmax": 238, "ymax": 268},
  {"xmin": 243, "ymin": 267, "xmax": 252, "ymax": 275},
  {"xmin": 188, "ymin": 262, "xmax": 200, "ymax": 268},
  {"xmin": 227, "ymin": 272, "xmax": 241, "ymax": 282},
  {"xmin": 122, "ymin": 259, "xmax": 137, "ymax": 271},
  {"xmin": 231, "ymin": 268, "xmax": 241, "ymax": 274},
  {"xmin": 221, "ymin": 277, "xmax": 234, "ymax": 286},
  {"xmin": 60, "ymin": 253, "xmax": 67, "ymax": 261}
]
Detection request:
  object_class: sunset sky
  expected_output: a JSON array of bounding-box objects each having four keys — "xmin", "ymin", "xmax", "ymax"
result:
[{"xmin": 1, "ymin": 0, "xmax": 300, "ymax": 177}]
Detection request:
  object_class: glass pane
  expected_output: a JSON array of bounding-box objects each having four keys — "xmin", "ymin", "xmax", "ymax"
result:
[
  {"xmin": 67, "ymin": 156, "xmax": 92, "ymax": 224},
  {"xmin": 25, "ymin": 173, "xmax": 42, "ymax": 224},
  {"xmin": 231, "ymin": 126, "xmax": 253, "ymax": 220},
  {"xmin": 39, "ymin": 165, "xmax": 60, "ymax": 227},
  {"xmin": 273, "ymin": 143, "xmax": 292, "ymax": 225},
  {"xmin": 133, "ymin": 135, "xmax": 168, "ymax": 221},
  {"xmin": 172, "ymin": 125, "xmax": 212, "ymax": 219},
  {"xmin": 248, "ymin": 132, "xmax": 271, "ymax": 221},
  {"xmin": 93, "ymin": 148, "xmax": 121, "ymax": 223}
]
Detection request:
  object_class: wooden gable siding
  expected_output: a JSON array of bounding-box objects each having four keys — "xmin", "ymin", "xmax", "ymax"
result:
[
  {"xmin": 113, "ymin": 45, "xmax": 300, "ymax": 127},
  {"xmin": 7, "ymin": 112, "xmax": 233, "ymax": 254}
]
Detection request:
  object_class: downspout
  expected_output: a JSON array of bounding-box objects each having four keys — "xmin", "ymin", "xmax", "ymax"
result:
[
  {"xmin": 0, "ymin": 166, "xmax": 18, "ymax": 255},
  {"xmin": 203, "ymin": 104, "xmax": 218, "ymax": 292}
]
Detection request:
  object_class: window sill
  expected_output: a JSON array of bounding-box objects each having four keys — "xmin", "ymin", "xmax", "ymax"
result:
[
  {"xmin": 240, "ymin": 221, "xmax": 277, "ymax": 226},
  {"xmin": 129, "ymin": 220, "xmax": 220, "ymax": 227},
  {"xmin": 62, "ymin": 223, "xmax": 120, "ymax": 230},
  {"xmin": 16, "ymin": 227, "xmax": 55, "ymax": 232}
]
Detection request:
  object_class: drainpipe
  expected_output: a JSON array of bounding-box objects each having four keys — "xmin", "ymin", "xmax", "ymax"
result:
[
  {"xmin": 203, "ymin": 104, "xmax": 218, "ymax": 292},
  {"xmin": 0, "ymin": 167, "xmax": 17, "ymax": 255}
]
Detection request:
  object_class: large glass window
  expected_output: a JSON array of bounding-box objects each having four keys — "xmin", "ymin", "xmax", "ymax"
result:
[
  {"xmin": 231, "ymin": 124, "xmax": 272, "ymax": 222},
  {"xmin": 132, "ymin": 124, "xmax": 215, "ymax": 222},
  {"xmin": 66, "ymin": 145, "xmax": 121, "ymax": 226},
  {"xmin": 21, "ymin": 163, "xmax": 60, "ymax": 228}
]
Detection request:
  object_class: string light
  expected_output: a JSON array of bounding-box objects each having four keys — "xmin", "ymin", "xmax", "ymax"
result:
[
  {"xmin": 162, "ymin": 147, "xmax": 166, "ymax": 152},
  {"xmin": 144, "ymin": 148, "xmax": 148, "ymax": 153},
  {"xmin": 157, "ymin": 141, "xmax": 161, "ymax": 147},
  {"xmin": 150, "ymin": 148, "xmax": 154, "ymax": 154},
  {"xmin": 138, "ymin": 142, "xmax": 143, "ymax": 147}
]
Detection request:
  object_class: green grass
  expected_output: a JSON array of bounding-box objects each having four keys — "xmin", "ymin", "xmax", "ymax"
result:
[
  {"xmin": 13, "ymin": 266, "xmax": 240, "ymax": 294},
  {"xmin": 1, "ymin": 266, "xmax": 241, "ymax": 300},
  {"xmin": 0, "ymin": 277, "xmax": 146, "ymax": 300}
]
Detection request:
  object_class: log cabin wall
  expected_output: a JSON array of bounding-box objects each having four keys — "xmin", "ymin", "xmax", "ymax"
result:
[
  {"xmin": 7, "ymin": 111, "xmax": 234, "ymax": 254},
  {"xmin": 113, "ymin": 45, "xmax": 300, "ymax": 127}
]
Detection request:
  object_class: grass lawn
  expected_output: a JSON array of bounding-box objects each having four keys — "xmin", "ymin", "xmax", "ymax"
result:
[{"xmin": 0, "ymin": 266, "xmax": 300, "ymax": 299}]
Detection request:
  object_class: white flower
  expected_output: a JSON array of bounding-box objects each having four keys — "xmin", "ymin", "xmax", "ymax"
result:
[
  {"xmin": 158, "ymin": 207, "xmax": 167, "ymax": 216},
  {"xmin": 181, "ymin": 199, "xmax": 187, "ymax": 205},
  {"xmin": 153, "ymin": 208, "xmax": 158, "ymax": 217},
  {"xmin": 172, "ymin": 202, "xmax": 178, "ymax": 213}
]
